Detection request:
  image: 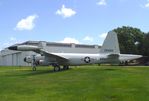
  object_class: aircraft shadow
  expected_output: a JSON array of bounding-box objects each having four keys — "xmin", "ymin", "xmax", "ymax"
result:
[
  {"xmin": 22, "ymin": 69, "xmax": 70, "ymax": 76},
  {"xmin": 4, "ymin": 68, "xmax": 71, "ymax": 77},
  {"xmin": 100, "ymin": 68, "xmax": 119, "ymax": 71},
  {"xmin": 24, "ymin": 70, "xmax": 55, "ymax": 76}
]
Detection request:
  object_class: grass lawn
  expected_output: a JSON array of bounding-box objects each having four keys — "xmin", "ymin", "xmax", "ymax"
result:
[{"xmin": 0, "ymin": 65, "xmax": 149, "ymax": 101}]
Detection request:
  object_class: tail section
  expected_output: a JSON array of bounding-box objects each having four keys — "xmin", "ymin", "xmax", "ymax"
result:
[{"xmin": 100, "ymin": 31, "xmax": 120, "ymax": 54}]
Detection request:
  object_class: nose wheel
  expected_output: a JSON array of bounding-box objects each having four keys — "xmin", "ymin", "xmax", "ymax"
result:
[
  {"xmin": 32, "ymin": 55, "xmax": 37, "ymax": 71},
  {"xmin": 32, "ymin": 66, "xmax": 36, "ymax": 71}
]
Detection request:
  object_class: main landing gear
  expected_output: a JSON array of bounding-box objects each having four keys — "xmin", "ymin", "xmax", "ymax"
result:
[
  {"xmin": 119, "ymin": 61, "xmax": 128, "ymax": 66},
  {"xmin": 53, "ymin": 64, "xmax": 60, "ymax": 71},
  {"xmin": 63, "ymin": 65, "xmax": 69, "ymax": 70},
  {"xmin": 31, "ymin": 63, "xmax": 69, "ymax": 72},
  {"xmin": 52, "ymin": 64, "xmax": 69, "ymax": 72}
]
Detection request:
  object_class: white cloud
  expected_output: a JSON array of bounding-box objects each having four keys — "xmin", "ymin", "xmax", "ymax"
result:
[
  {"xmin": 99, "ymin": 33, "xmax": 107, "ymax": 39},
  {"xmin": 145, "ymin": 1, "xmax": 149, "ymax": 8},
  {"xmin": 98, "ymin": 33, "xmax": 108, "ymax": 45},
  {"xmin": 2, "ymin": 42, "xmax": 10, "ymax": 47},
  {"xmin": 0, "ymin": 37, "xmax": 24, "ymax": 50},
  {"xmin": 60, "ymin": 37, "xmax": 79, "ymax": 44},
  {"xmin": 15, "ymin": 14, "xmax": 38, "ymax": 30},
  {"xmin": 4, "ymin": 37, "xmax": 17, "ymax": 46},
  {"xmin": 10, "ymin": 37, "xmax": 16, "ymax": 41},
  {"xmin": 83, "ymin": 36, "xmax": 93, "ymax": 42},
  {"xmin": 141, "ymin": 0, "xmax": 149, "ymax": 8},
  {"xmin": 56, "ymin": 5, "xmax": 76, "ymax": 18},
  {"xmin": 1, "ymin": 37, "xmax": 17, "ymax": 49},
  {"xmin": 145, "ymin": 3, "xmax": 149, "ymax": 7},
  {"xmin": 97, "ymin": 0, "xmax": 107, "ymax": 6}
]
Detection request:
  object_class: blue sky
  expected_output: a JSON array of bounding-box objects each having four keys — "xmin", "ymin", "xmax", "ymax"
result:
[{"xmin": 0, "ymin": 0, "xmax": 149, "ymax": 50}]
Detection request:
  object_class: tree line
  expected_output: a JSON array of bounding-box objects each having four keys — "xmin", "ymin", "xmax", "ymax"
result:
[{"xmin": 113, "ymin": 26, "xmax": 149, "ymax": 57}]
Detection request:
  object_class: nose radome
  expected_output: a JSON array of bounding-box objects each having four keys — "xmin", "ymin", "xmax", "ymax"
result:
[
  {"xmin": 24, "ymin": 57, "xmax": 27, "ymax": 62},
  {"xmin": 8, "ymin": 46, "xmax": 17, "ymax": 50}
]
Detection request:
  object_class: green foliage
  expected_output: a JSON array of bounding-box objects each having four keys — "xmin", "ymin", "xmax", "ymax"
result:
[
  {"xmin": 113, "ymin": 26, "xmax": 144, "ymax": 54},
  {"xmin": 1, "ymin": 66, "xmax": 149, "ymax": 101},
  {"xmin": 142, "ymin": 33, "xmax": 149, "ymax": 56}
]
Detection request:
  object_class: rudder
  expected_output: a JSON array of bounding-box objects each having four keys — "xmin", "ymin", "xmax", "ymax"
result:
[{"xmin": 100, "ymin": 31, "xmax": 120, "ymax": 54}]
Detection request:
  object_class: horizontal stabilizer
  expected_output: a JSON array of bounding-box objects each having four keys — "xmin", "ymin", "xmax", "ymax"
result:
[{"xmin": 107, "ymin": 54, "xmax": 120, "ymax": 63}]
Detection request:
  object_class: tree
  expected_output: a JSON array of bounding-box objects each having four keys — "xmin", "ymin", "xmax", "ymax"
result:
[
  {"xmin": 113, "ymin": 26, "xmax": 144, "ymax": 54},
  {"xmin": 142, "ymin": 33, "xmax": 149, "ymax": 57}
]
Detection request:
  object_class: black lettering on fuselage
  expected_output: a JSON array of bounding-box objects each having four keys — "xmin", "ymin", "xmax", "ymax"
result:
[{"xmin": 104, "ymin": 49, "xmax": 114, "ymax": 52}]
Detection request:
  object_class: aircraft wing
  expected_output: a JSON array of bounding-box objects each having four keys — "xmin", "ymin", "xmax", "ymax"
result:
[{"xmin": 34, "ymin": 49, "xmax": 69, "ymax": 64}]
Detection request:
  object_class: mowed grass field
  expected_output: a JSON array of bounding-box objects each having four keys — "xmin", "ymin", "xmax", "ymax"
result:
[{"xmin": 0, "ymin": 66, "xmax": 149, "ymax": 101}]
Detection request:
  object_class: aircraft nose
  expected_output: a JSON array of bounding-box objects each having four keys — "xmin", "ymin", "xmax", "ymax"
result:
[
  {"xmin": 24, "ymin": 57, "xmax": 27, "ymax": 62},
  {"xmin": 8, "ymin": 46, "xmax": 17, "ymax": 50}
]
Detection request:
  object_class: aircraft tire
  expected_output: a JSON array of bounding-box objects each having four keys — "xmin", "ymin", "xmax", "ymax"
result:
[
  {"xmin": 32, "ymin": 67, "xmax": 36, "ymax": 71},
  {"xmin": 63, "ymin": 66, "xmax": 69, "ymax": 70},
  {"xmin": 54, "ymin": 66, "xmax": 60, "ymax": 72},
  {"xmin": 125, "ymin": 61, "xmax": 128, "ymax": 66}
]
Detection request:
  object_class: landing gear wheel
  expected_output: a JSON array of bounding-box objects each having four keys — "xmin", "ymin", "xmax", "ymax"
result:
[
  {"xmin": 125, "ymin": 61, "xmax": 128, "ymax": 66},
  {"xmin": 32, "ymin": 67, "xmax": 36, "ymax": 71},
  {"xmin": 54, "ymin": 66, "xmax": 60, "ymax": 72},
  {"xmin": 63, "ymin": 66, "xmax": 69, "ymax": 70}
]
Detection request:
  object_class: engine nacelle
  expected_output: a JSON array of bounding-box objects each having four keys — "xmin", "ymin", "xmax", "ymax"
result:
[
  {"xmin": 24, "ymin": 56, "xmax": 32, "ymax": 63},
  {"xmin": 8, "ymin": 45, "xmax": 41, "ymax": 51},
  {"xmin": 37, "ymin": 60, "xmax": 49, "ymax": 66},
  {"xmin": 24, "ymin": 55, "xmax": 49, "ymax": 66}
]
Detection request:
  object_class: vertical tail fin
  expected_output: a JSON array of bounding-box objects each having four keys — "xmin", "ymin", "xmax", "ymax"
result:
[{"xmin": 100, "ymin": 31, "xmax": 120, "ymax": 54}]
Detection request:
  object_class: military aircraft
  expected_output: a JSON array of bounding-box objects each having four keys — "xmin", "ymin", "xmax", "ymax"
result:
[{"xmin": 8, "ymin": 31, "xmax": 142, "ymax": 71}]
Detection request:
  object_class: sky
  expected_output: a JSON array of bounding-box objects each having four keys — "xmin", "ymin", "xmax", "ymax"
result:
[{"xmin": 0, "ymin": 0, "xmax": 149, "ymax": 50}]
